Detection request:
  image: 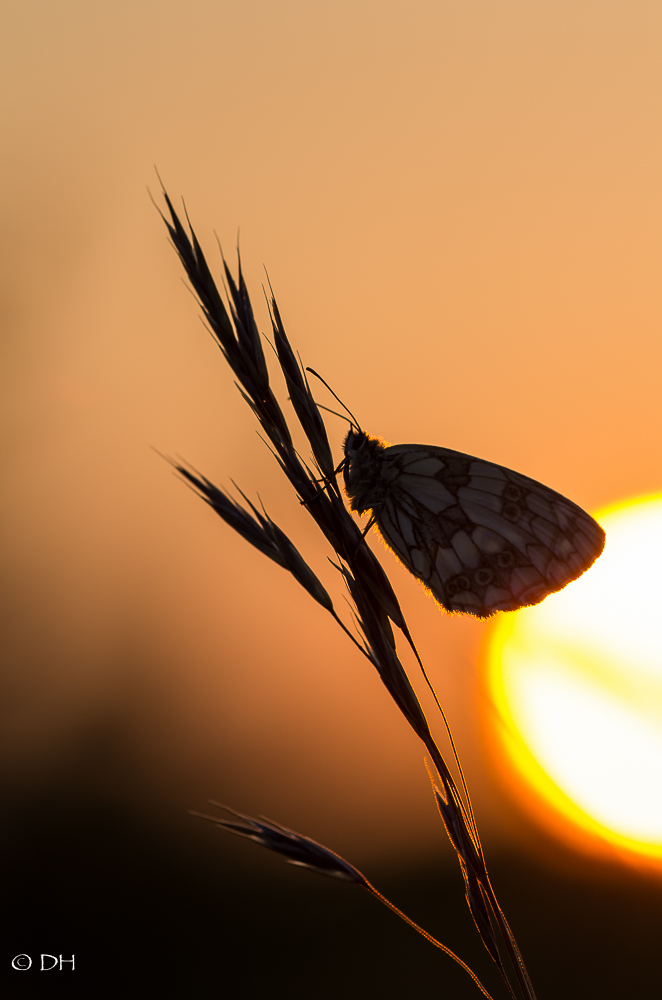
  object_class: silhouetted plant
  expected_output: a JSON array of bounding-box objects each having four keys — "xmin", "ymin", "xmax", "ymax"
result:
[{"xmin": 157, "ymin": 188, "xmax": 538, "ymax": 1000}]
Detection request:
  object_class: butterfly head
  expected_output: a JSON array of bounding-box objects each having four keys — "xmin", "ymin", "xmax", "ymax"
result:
[{"xmin": 342, "ymin": 429, "xmax": 387, "ymax": 514}]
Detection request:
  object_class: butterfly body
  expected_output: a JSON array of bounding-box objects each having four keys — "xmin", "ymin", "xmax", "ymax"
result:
[{"xmin": 343, "ymin": 430, "xmax": 605, "ymax": 618}]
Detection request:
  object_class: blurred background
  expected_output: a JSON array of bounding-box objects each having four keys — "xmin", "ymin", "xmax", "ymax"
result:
[{"xmin": 2, "ymin": 1, "xmax": 662, "ymax": 995}]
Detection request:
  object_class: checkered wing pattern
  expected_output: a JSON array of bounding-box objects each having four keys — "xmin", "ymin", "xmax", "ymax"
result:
[{"xmin": 343, "ymin": 434, "xmax": 605, "ymax": 619}]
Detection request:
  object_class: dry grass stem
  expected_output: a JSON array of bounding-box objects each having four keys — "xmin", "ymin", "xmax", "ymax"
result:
[
  {"xmin": 193, "ymin": 803, "xmax": 496, "ymax": 1000},
  {"xmin": 158, "ymin": 187, "xmax": 538, "ymax": 1000}
]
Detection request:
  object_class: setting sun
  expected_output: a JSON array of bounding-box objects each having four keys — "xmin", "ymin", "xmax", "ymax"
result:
[{"xmin": 486, "ymin": 495, "xmax": 662, "ymax": 860}]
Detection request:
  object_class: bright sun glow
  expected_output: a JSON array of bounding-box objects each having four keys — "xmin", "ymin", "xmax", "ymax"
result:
[{"xmin": 487, "ymin": 494, "xmax": 662, "ymax": 859}]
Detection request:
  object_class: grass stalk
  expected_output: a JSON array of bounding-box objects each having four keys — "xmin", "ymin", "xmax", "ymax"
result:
[{"xmin": 157, "ymin": 187, "xmax": 537, "ymax": 999}]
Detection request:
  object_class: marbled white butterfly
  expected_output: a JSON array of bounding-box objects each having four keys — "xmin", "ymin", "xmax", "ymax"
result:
[{"xmin": 342, "ymin": 429, "xmax": 605, "ymax": 619}]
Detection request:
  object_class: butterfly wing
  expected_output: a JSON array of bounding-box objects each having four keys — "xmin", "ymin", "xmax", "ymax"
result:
[{"xmin": 373, "ymin": 444, "xmax": 605, "ymax": 618}]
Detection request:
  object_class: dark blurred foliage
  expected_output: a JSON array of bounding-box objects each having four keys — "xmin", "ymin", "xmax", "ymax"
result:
[{"xmin": 4, "ymin": 749, "xmax": 662, "ymax": 999}]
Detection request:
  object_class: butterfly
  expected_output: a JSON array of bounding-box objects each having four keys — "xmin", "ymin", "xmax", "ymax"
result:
[{"xmin": 342, "ymin": 429, "xmax": 605, "ymax": 618}]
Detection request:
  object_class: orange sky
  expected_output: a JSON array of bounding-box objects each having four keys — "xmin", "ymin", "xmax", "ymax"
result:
[{"xmin": 2, "ymin": 0, "xmax": 661, "ymax": 863}]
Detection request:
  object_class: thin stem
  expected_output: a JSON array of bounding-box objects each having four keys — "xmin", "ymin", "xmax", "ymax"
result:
[
  {"xmin": 362, "ymin": 880, "xmax": 496, "ymax": 1000},
  {"xmin": 482, "ymin": 883, "xmax": 538, "ymax": 1000},
  {"xmin": 328, "ymin": 608, "xmax": 372, "ymax": 659},
  {"xmin": 405, "ymin": 631, "xmax": 481, "ymax": 849}
]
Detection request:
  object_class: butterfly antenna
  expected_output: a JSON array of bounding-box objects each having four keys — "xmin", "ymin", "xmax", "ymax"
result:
[
  {"xmin": 306, "ymin": 368, "xmax": 361, "ymax": 430},
  {"xmin": 316, "ymin": 402, "xmax": 356, "ymax": 426}
]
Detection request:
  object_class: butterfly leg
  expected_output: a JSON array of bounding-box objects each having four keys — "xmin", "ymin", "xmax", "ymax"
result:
[
  {"xmin": 343, "ymin": 512, "xmax": 379, "ymax": 560},
  {"xmin": 299, "ymin": 471, "xmax": 343, "ymax": 508},
  {"xmin": 299, "ymin": 484, "xmax": 331, "ymax": 508},
  {"xmin": 361, "ymin": 513, "xmax": 378, "ymax": 538}
]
